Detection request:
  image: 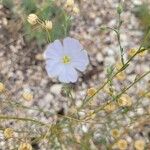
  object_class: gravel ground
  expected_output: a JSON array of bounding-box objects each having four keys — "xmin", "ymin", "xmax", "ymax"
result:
[{"xmin": 0, "ymin": 0, "xmax": 150, "ymax": 149}]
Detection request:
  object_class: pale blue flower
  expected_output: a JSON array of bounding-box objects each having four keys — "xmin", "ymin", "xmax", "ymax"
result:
[{"xmin": 44, "ymin": 37, "xmax": 89, "ymax": 83}]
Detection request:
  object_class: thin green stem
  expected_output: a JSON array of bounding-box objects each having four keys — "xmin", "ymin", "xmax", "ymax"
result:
[
  {"xmin": 115, "ymin": 70, "xmax": 150, "ymax": 99},
  {"xmin": 94, "ymin": 70, "xmax": 150, "ymax": 114},
  {"xmin": 78, "ymin": 28, "xmax": 150, "ymax": 111},
  {"xmin": 0, "ymin": 115, "xmax": 47, "ymax": 126}
]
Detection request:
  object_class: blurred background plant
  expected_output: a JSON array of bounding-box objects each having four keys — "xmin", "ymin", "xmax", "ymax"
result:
[
  {"xmin": 2, "ymin": 0, "xmax": 71, "ymax": 46},
  {"xmin": 134, "ymin": 2, "xmax": 150, "ymax": 48}
]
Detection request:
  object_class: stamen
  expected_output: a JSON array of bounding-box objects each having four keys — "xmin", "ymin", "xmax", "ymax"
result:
[{"xmin": 62, "ymin": 55, "xmax": 71, "ymax": 64}]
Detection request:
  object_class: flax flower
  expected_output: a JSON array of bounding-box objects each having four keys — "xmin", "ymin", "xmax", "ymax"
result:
[{"xmin": 44, "ymin": 37, "xmax": 89, "ymax": 83}]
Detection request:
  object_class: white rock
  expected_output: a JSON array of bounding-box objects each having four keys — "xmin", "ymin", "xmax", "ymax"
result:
[
  {"xmin": 78, "ymin": 111, "xmax": 86, "ymax": 118},
  {"xmin": 96, "ymin": 52, "xmax": 103, "ymax": 62},
  {"xmin": 95, "ymin": 17, "xmax": 102, "ymax": 26},
  {"xmin": 107, "ymin": 49, "xmax": 115, "ymax": 56},
  {"xmin": 108, "ymin": 19, "xmax": 116, "ymax": 27},
  {"xmin": 104, "ymin": 56, "xmax": 115, "ymax": 66},
  {"xmin": 136, "ymin": 108, "xmax": 144, "ymax": 115},
  {"xmin": 141, "ymin": 99, "xmax": 149, "ymax": 106},
  {"xmin": 94, "ymin": 133, "xmax": 101, "ymax": 139},
  {"xmin": 39, "ymin": 93, "xmax": 53, "ymax": 107},
  {"xmin": 50, "ymin": 84, "xmax": 62, "ymax": 95},
  {"xmin": 126, "ymin": 136, "xmax": 132, "ymax": 143},
  {"xmin": 127, "ymin": 74, "xmax": 137, "ymax": 82},
  {"xmin": 133, "ymin": 0, "xmax": 142, "ymax": 5},
  {"xmin": 75, "ymin": 100, "xmax": 83, "ymax": 108},
  {"xmin": 82, "ymin": 124, "xmax": 88, "ymax": 133},
  {"xmin": 45, "ymin": 93, "xmax": 54, "ymax": 101},
  {"xmin": 128, "ymin": 111, "xmax": 135, "ymax": 117}
]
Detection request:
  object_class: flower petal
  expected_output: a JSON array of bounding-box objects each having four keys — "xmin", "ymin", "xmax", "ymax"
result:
[
  {"xmin": 44, "ymin": 37, "xmax": 89, "ymax": 83},
  {"xmin": 44, "ymin": 40, "xmax": 63, "ymax": 59},
  {"xmin": 72, "ymin": 62, "xmax": 87, "ymax": 72},
  {"xmin": 45, "ymin": 60, "xmax": 63, "ymax": 77},
  {"xmin": 63, "ymin": 37, "xmax": 83, "ymax": 54},
  {"xmin": 58, "ymin": 65, "xmax": 78, "ymax": 83},
  {"xmin": 72, "ymin": 50, "xmax": 89, "ymax": 71}
]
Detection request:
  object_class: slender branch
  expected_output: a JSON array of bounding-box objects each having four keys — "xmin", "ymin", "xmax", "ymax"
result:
[
  {"xmin": 94, "ymin": 70, "xmax": 150, "ymax": 114},
  {"xmin": 78, "ymin": 28, "xmax": 150, "ymax": 111},
  {"xmin": 0, "ymin": 115, "xmax": 47, "ymax": 126},
  {"xmin": 115, "ymin": 70, "xmax": 150, "ymax": 99}
]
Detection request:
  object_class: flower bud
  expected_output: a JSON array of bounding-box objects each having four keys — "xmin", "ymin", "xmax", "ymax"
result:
[
  {"xmin": 27, "ymin": 14, "xmax": 38, "ymax": 25},
  {"xmin": 22, "ymin": 89, "xmax": 33, "ymax": 101},
  {"xmin": 73, "ymin": 6, "xmax": 79, "ymax": 14},
  {"xmin": 117, "ymin": 4, "xmax": 123, "ymax": 14},
  {"xmin": 4, "ymin": 128, "xmax": 14, "ymax": 139},
  {"xmin": 118, "ymin": 94, "xmax": 132, "ymax": 107},
  {"xmin": 138, "ymin": 47, "xmax": 148, "ymax": 57},
  {"xmin": 0, "ymin": 82, "xmax": 5, "ymax": 93},
  {"xmin": 117, "ymin": 139, "xmax": 128, "ymax": 150},
  {"xmin": 87, "ymin": 88, "xmax": 97, "ymax": 97},
  {"xmin": 116, "ymin": 71, "xmax": 126, "ymax": 81},
  {"xmin": 104, "ymin": 102, "xmax": 117, "ymax": 112},
  {"xmin": 115, "ymin": 61, "xmax": 123, "ymax": 70},
  {"xmin": 134, "ymin": 140, "xmax": 145, "ymax": 150},
  {"xmin": 111, "ymin": 129, "xmax": 121, "ymax": 138},
  {"xmin": 18, "ymin": 143, "xmax": 32, "ymax": 150},
  {"xmin": 65, "ymin": 0, "xmax": 74, "ymax": 7},
  {"xmin": 128, "ymin": 48, "xmax": 137, "ymax": 57},
  {"xmin": 44, "ymin": 20, "xmax": 53, "ymax": 30}
]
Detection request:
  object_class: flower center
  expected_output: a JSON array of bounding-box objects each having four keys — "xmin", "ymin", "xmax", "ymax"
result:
[{"xmin": 62, "ymin": 55, "xmax": 71, "ymax": 64}]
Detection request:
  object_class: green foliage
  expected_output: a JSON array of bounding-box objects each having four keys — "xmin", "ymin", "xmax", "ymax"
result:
[
  {"xmin": 2, "ymin": 0, "xmax": 14, "ymax": 9},
  {"xmin": 134, "ymin": 3, "xmax": 150, "ymax": 28},
  {"xmin": 50, "ymin": 13, "xmax": 71, "ymax": 42},
  {"xmin": 24, "ymin": 22, "xmax": 47, "ymax": 46},
  {"xmin": 99, "ymin": 138, "xmax": 107, "ymax": 145},
  {"xmin": 22, "ymin": 0, "xmax": 71, "ymax": 45},
  {"xmin": 134, "ymin": 3, "xmax": 150, "ymax": 47},
  {"xmin": 2, "ymin": 0, "xmax": 71, "ymax": 45},
  {"xmin": 117, "ymin": 4, "xmax": 123, "ymax": 14},
  {"xmin": 80, "ymin": 133, "xmax": 93, "ymax": 150},
  {"xmin": 21, "ymin": 0, "xmax": 37, "ymax": 14}
]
